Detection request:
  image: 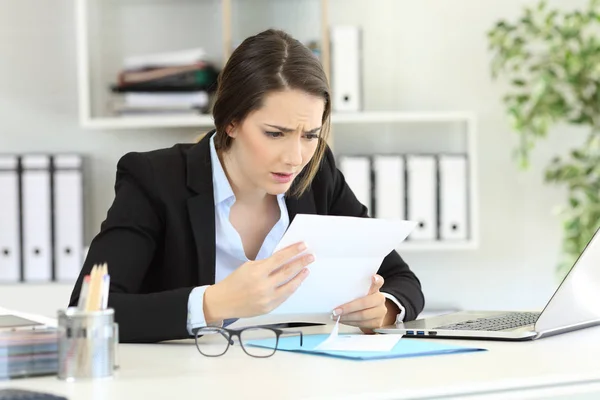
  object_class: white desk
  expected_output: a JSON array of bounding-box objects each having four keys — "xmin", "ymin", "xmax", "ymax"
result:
[{"xmin": 2, "ymin": 324, "xmax": 600, "ymax": 400}]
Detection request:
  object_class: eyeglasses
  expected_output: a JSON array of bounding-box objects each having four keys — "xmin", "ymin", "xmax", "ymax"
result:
[{"xmin": 193, "ymin": 325, "xmax": 303, "ymax": 358}]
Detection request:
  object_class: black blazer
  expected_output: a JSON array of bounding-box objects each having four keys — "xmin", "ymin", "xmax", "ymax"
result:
[{"xmin": 68, "ymin": 131, "xmax": 425, "ymax": 343}]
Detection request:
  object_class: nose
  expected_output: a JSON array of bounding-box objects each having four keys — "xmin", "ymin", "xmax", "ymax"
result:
[{"xmin": 283, "ymin": 136, "xmax": 303, "ymax": 167}]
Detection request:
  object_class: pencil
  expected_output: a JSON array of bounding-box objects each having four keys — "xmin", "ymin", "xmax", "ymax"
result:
[
  {"xmin": 86, "ymin": 265, "xmax": 102, "ymax": 312},
  {"xmin": 101, "ymin": 264, "xmax": 110, "ymax": 310},
  {"xmin": 77, "ymin": 275, "xmax": 91, "ymax": 310}
]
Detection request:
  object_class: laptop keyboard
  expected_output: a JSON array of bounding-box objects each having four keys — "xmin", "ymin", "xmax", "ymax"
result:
[{"xmin": 434, "ymin": 312, "xmax": 541, "ymax": 331}]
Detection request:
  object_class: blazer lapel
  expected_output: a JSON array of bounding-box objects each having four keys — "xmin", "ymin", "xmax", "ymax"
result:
[
  {"xmin": 285, "ymin": 183, "xmax": 317, "ymax": 222},
  {"xmin": 185, "ymin": 132, "xmax": 217, "ymax": 286}
]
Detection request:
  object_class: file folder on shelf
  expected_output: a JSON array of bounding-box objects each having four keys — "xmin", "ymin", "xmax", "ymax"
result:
[
  {"xmin": 0, "ymin": 155, "xmax": 21, "ymax": 282},
  {"xmin": 373, "ymin": 155, "xmax": 405, "ymax": 219},
  {"xmin": 330, "ymin": 26, "xmax": 362, "ymax": 112},
  {"xmin": 406, "ymin": 155, "xmax": 437, "ymax": 240},
  {"xmin": 53, "ymin": 154, "xmax": 84, "ymax": 282},
  {"xmin": 439, "ymin": 154, "xmax": 469, "ymax": 240},
  {"xmin": 339, "ymin": 155, "xmax": 372, "ymax": 216},
  {"xmin": 21, "ymin": 155, "xmax": 52, "ymax": 282}
]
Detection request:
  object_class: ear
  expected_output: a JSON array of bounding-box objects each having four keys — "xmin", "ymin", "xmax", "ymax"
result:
[{"xmin": 225, "ymin": 122, "xmax": 237, "ymax": 138}]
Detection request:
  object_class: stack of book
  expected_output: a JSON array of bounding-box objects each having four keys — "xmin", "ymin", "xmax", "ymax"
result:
[
  {"xmin": 0, "ymin": 329, "xmax": 59, "ymax": 379},
  {"xmin": 109, "ymin": 47, "xmax": 219, "ymax": 116}
]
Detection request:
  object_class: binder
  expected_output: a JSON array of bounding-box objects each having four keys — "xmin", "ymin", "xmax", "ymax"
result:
[
  {"xmin": 0, "ymin": 155, "xmax": 21, "ymax": 282},
  {"xmin": 53, "ymin": 154, "xmax": 84, "ymax": 282},
  {"xmin": 406, "ymin": 155, "xmax": 437, "ymax": 240},
  {"xmin": 330, "ymin": 26, "xmax": 362, "ymax": 111},
  {"xmin": 21, "ymin": 155, "xmax": 52, "ymax": 282},
  {"xmin": 439, "ymin": 154, "xmax": 469, "ymax": 240},
  {"xmin": 339, "ymin": 155, "xmax": 372, "ymax": 216},
  {"xmin": 373, "ymin": 155, "xmax": 405, "ymax": 219}
]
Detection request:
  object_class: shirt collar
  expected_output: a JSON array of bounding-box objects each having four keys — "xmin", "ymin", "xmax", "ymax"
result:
[
  {"xmin": 209, "ymin": 133, "xmax": 287, "ymax": 206},
  {"xmin": 210, "ymin": 133, "xmax": 235, "ymax": 205}
]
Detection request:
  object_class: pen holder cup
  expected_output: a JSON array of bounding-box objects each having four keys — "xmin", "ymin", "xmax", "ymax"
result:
[{"xmin": 57, "ymin": 307, "xmax": 118, "ymax": 381}]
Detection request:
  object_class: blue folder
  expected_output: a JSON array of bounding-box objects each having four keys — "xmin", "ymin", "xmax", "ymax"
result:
[{"xmin": 246, "ymin": 334, "xmax": 486, "ymax": 361}]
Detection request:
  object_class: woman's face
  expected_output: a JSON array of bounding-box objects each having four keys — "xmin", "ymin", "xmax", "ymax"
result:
[{"xmin": 226, "ymin": 89, "xmax": 325, "ymax": 196}]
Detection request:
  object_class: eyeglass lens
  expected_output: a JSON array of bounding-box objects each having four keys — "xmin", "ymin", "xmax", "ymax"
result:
[
  {"xmin": 239, "ymin": 327, "xmax": 278, "ymax": 358},
  {"xmin": 195, "ymin": 327, "xmax": 231, "ymax": 357}
]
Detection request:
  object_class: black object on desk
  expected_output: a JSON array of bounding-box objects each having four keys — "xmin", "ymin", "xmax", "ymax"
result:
[
  {"xmin": 260, "ymin": 322, "xmax": 324, "ymax": 329},
  {"xmin": 0, "ymin": 389, "xmax": 67, "ymax": 400}
]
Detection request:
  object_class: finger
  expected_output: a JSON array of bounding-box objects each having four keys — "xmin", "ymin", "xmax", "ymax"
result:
[
  {"xmin": 368, "ymin": 274, "xmax": 384, "ymax": 295},
  {"xmin": 339, "ymin": 305, "xmax": 385, "ymax": 323},
  {"xmin": 333, "ymin": 292, "xmax": 385, "ymax": 317},
  {"xmin": 267, "ymin": 242, "xmax": 307, "ymax": 271},
  {"xmin": 270, "ymin": 253, "xmax": 315, "ymax": 286},
  {"xmin": 274, "ymin": 266, "xmax": 310, "ymax": 299},
  {"xmin": 333, "ymin": 276, "xmax": 384, "ymax": 316},
  {"xmin": 341, "ymin": 317, "xmax": 383, "ymax": 330}
]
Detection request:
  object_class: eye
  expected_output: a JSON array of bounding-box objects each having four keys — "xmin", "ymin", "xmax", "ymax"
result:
[
  {"xmin": 264, "ymin": 131, "xmax": 283, "ymax": 138},
  {"xmin": 304, "ymin": 133, "xmax": 320, "ymax": 140}
]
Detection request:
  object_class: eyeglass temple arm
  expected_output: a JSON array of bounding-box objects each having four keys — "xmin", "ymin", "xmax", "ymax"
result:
[
  {"xmin": 281, "ymin": 329, "xmax": 303, "ymax": 346},
  {"xmin": 192, "ymin": 327, "xmax": 234, "ymax": 346}
]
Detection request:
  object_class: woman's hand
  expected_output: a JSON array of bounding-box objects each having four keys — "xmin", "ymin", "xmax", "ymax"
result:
[
  {"xmin": 332, "ymin": 274, "xmax": 399, "ymax": 333},
  {"xmin": 203, "ymin": 242, "xmax": 314, "ymax": 322}
]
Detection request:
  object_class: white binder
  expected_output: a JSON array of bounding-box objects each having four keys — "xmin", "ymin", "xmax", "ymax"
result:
[
  {"xmin": 439, "ymin": 154, "xmax": 469, "ymax": 240},
  {"xmin": 0, "ymin": 155, "xmax": 21, "ymax": 282},
  {"xmin": 373, "ymin": 155, "xmax": 405, "ymax": 219},
  {"xmin": 53, "ymin": 154, "xmax": 84, "ymax": 282},
  {"xmin": 406, "ymin": 155, "xmax": 437, "ymax": 240},
  {"xmin": 330, "ymin": 26, "xmax": 361, "ymax": 111},
  {"xmin": 21, "ymin": 154, "xmax": 52, "ymax": 282},
  {"xmin": 339, "ymin": 155, "xmax": 372, "ymax": 216}
]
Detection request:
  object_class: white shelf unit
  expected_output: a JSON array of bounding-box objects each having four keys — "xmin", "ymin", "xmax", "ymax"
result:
[
  {"xmin": 73, "ymin": 1, "xmax": 478, "ymax": 252},
  {"xmin": 75, "ymin": 0, "xmax": 330, "ymax": 128}
]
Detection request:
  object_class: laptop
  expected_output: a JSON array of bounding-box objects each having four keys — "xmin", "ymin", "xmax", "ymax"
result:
[{"xmin": 375, "ymin": 226, "xmax": 600, "ymax": 341}]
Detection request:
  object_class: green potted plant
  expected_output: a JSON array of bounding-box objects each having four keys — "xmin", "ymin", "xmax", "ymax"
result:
[{"xmin": 487, "ymin": 0, "xmax": 600, "ymax": 279}]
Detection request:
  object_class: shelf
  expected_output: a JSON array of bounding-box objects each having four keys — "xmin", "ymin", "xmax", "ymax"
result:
[
  {"xmin": 397, "ymin": 240, "xmax": 478, "ymax": 252},
  {"xmin": 80, "ymin": 111, "xmax": 475, "ymax": 130},
  {"xmin": 331, "ymin": 111, "xmax": 475, "ymax": 124},
  {"xmin": 81, "ymin": 114, "xmax": 215, "ymax": 129}
]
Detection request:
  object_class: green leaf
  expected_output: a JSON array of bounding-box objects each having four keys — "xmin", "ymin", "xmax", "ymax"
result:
[
  {"xmin": 570, "ymin": 197, "xmax": 581, "ymax": 208},
  {"xmin": 538, "ymin": 0, "xmax": 547, "ymax": 11},
  {"xmin": 571, "ymin": 149, "xmax": 585, "ymax": 160}
]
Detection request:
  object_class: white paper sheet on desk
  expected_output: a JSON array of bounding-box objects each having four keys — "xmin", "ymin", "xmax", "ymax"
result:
[
  {"xmin": 315, "ymin": 317, "xmax": 402, "ymax": 352},
  {"xmin": 229, "ymin": 214, "xmax": 416, "ymax": 328},
  {"xmin": 0, "ymin": 307, "xmax": 57, "ymax": 328}
]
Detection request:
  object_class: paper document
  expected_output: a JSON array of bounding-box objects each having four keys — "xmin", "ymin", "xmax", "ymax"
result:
[
  {"xmin": 271, "ymin": 214, "xmax": 416, "ymax": 314},
  {"xmin": 314, "ymin": 316, "xmax": 341, "ymax": 350},
  {"xmin": 0, "ymin": 307, "xmax": 57, "ymax": 329},
  {"xmin": 229, "ymin": 214, "xmax": 416, "ymax": 328},
  {"xmin": 314, "ymin": 316, "xmax": 402, "ymax": 352}
]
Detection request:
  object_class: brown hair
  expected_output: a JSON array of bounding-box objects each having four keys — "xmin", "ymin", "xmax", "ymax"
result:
[{"xmin": 211, "ymin": 28, "xmax": 331, "ymax": 197}]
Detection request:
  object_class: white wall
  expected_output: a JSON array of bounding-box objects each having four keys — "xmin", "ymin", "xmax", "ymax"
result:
[{"xmin": 0, "ymin": 0, "xmax": 588, "ymax": 316}]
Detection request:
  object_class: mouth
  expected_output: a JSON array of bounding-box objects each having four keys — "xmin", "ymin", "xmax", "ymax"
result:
[{"xmin": 271, "ymin": 172, "xmax": 295, "ymax": 183}]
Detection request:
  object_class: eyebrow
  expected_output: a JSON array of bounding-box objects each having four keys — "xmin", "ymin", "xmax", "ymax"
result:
[{"xmin": 264, "ymin": 124, "xmax": 322, "ymax": 134}]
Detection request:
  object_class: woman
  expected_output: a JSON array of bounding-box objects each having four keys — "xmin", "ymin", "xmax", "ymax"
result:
[{"xmin": 69, "ymin": 29, "xmax": 425, "ymax": 343}]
